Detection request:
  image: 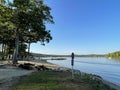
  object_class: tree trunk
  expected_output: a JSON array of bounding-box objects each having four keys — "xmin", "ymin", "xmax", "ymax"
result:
[
  {"xmin": 13, "ymin": 29, "xmax": 19, "ymax": 64},
  {"xmin": 2, "ymin": 42, "xmax": 4, "ymax": 60},
  {"xmin": 4, "ymin": 44, "xmax": 7, "ymax": 59},
  {"xmin": 28, "ymin": 42, "xmax": 31, "ymax": 60}
]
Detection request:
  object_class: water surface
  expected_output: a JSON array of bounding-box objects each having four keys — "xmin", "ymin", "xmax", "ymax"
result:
[{"xmin": 47, "ymin": 57, "xmax": 120, "ymax": 86}]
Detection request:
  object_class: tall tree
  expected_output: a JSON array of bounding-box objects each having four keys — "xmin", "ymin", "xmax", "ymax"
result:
[
  {"xmin": 0, "ymin": 0, "xmax": 54, "ymax": 63},
  {"xmin": 11, "ymin": 0, "xmax": 53, "ymax": 64},
  {"xmin": 0, "ymin": 0, "xmax": 14, "ymax": 60}
]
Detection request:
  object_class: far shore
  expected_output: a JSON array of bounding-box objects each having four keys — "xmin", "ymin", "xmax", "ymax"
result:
[{"xmin": 0, "ymin": 60, "xmax": 120, "ymax": 90}]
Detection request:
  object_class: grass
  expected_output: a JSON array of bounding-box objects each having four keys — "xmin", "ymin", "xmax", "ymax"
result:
[
  {"xmin": 10, "ymin": 71, "xmax": 113, "ymax": 90},
  {"xmin": 51, "ymin": 57, "xmax": 66, "ymax": 60}
]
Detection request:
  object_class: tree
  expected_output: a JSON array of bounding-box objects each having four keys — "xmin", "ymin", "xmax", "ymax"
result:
[
  {"xmin": 0, "ymin": 0, "xmax": 54, "ymax": 64},
  {"xmin": 0, "ymin": 0, "xmax": 15, "ymax": 60}
]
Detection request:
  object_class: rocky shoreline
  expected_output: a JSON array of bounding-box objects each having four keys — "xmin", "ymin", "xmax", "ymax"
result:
[{"xmin": 0, "ymin": 60, "xmax": 120, "ymax": 90}]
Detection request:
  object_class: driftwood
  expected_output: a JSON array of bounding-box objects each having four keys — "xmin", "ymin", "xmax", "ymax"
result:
[
  {"xmin": 18, "ymin": 63, "xmax": 50, "ymax": 71},
  {"xmin": 24, "ymin": 63, "xmax": 35, "ymax": 66},
  {"xmin": 18, "ymin": 63, "xmax": 34, "ymax": 70}
]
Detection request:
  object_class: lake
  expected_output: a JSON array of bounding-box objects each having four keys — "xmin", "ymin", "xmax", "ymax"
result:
[{"xmin": 47, "ymin": 57, "xmax": 120, "ymax": 86}]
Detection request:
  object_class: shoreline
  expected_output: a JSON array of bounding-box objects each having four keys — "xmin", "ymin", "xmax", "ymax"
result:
[
  {"xmin": 0, "ymin": 60, "xmax": 120, "ymax": 90},
  {"xmin": 101, "ymin": 79, "xmax": 120, "ymax": 90}
]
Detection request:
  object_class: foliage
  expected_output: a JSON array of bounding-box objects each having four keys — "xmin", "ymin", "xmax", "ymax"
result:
[
  {"xmin": 0, "ymin": 0, "xmax": 54, "ymax": 62},
  {"xmin": 106, "ymin": 51, "xmax": 120, "ymax": 58}
]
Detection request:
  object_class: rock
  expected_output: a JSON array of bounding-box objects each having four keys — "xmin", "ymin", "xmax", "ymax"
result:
[
  {"xmin": 18, "ymin": 64, "xmax": 34, "ymax": 70},
  {"xmin": 35, "ymin": 65, "xmax": 50, "ymax": 71}
]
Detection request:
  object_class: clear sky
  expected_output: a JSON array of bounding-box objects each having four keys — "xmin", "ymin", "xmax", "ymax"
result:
[{"xmin": 31, "ymin": 0, "xmax": 120, "ymax": 55}]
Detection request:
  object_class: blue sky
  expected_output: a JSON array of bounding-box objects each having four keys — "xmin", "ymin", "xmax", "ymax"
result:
[{"xmin": 31, "ymin": 0, "xmax": 120, "ymax": 55}]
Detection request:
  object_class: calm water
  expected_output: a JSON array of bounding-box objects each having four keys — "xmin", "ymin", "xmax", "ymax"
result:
[{"xmin": 47, "ymin": 57, "xmax": 120, "ymax": 86}]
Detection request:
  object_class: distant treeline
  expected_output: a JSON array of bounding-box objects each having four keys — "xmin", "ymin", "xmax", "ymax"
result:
[
  {"xmin": 27, "ymin": 51, "xmax": 120, "ymax": 59},
  {"xmin": 106, "ymin": 51, "xmax": 120, "ymax": 58},
  {"xmin": 76, "ymin": 54, "xmax": 105, "ymax": 57},
  {"xmin": 31, "ymin": 53, "xmax": 105, "ymax": 57}
]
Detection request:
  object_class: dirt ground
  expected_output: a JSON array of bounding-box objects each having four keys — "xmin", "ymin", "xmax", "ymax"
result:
[{"xmin": 0, "ymin": 64, "xmax": 34, "ymax": 90}]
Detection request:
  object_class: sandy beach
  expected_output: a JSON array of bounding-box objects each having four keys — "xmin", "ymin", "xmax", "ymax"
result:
[
  {"xmin": 0, "ymin": 60, "xmax": 120, "ymax": 90},
  {"xmin": 0, "ymin": 64, "xmax": 34, "ymax": 90},
  {"xmin": 0, "ymin": 60, "xmax": 69, "ymax": 90}
]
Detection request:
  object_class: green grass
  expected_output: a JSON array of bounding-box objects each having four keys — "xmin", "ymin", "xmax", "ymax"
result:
[
  {"xmin": 10, "ymin": 71, "xmax": 113, "ymax": 90},
  {"xmin": 51, "ymin": 58, "xmax": 66, "ymax": 60}
]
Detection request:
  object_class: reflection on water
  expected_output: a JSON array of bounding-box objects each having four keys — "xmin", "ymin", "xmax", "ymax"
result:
[
  {"xmin": 47, "ymin": 57, "xmax": 120, "ymax": 86},
  {"xmin": 108, "ymin": 57, "xmax": 120, "ymax": 62}
]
